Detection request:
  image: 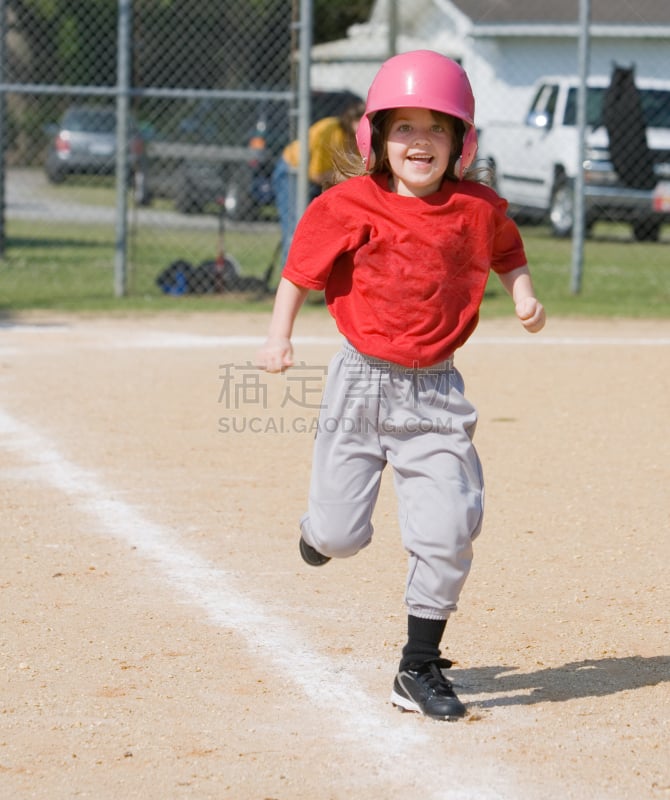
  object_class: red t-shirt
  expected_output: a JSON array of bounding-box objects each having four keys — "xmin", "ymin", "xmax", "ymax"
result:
[{"xmin": 283, "ymin": 173, "xmax": 527, "ymax": 367}]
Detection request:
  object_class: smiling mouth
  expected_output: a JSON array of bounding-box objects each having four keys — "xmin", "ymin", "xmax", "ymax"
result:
[{"xmin": 408, "ymin": 154, "xmax": 433, "ymax": 164}]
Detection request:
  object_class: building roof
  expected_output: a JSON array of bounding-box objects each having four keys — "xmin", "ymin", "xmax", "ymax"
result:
[
  {"xmin": 448, "ymin": 0, "xmax": 670, "ymax": 25},
  {"xmin": 313, "ymin": 0, "xmax": 670, "ymax": 64}
]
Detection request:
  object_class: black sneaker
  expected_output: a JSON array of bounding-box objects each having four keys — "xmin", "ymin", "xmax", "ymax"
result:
[
  {"xmin": 391, "ymin": 658, "xmax": 466, "ymax": 720},
  {"xmin": 299, "ymin": 535, "xmax": 331, "ymax": 566}
]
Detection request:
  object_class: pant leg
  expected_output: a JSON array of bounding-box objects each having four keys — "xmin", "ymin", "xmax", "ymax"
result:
[
  {"xmin": 381, "ymin": 364, "xmax": 484, "ymax": 620},
  {"xmin": 300, "ymin": 349, "xmax": 386, "ymax": 558},
  {"xmin": 271, "ymin": 157, "xmax": 296, "ymax": 269}
]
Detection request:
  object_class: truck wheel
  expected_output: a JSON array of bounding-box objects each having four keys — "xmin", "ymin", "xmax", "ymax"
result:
[
  {"xmin": 632, "ymin": 218, "xmax": 661, "ymax": 242},
  {"xmin": 487, "ymin": 159, "xmax": 500, "ymax": 193},
  {"xmin": 176, "ymin": 180, "xmax": 203, "ymax": 214},
  {"xmin": 549, "ymin": 180, "xmax": 574, "ymax": 238}
]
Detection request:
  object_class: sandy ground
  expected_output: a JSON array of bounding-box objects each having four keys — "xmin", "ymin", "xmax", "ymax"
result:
[{"xmin": 0, "ymin": 310, "xmax": 668, "ymax": 800}]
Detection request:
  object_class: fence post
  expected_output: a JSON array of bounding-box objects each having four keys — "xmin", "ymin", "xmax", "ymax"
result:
[
  {"xmin": 296, "ymin": 0, "xmax": 313, "ymax": 221},
  {"xmin": 388, "ymin": 0, "xmax": 398, "ymax": 57},
  {"xmin": 114, "ymin": 0, "xmax": 132, "ymax": 298},
  {"xmin": 570, "ymin": 0, "xmax": 591, "ymax": 295}
]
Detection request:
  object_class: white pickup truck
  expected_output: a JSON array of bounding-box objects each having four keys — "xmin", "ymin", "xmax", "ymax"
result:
[{"xmin": 477, "ymin": 75, "xmax": 670, "ymax": 241}]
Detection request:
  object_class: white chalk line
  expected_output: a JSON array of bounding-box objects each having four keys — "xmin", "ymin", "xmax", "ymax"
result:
[
  {"xmin": 3, "ymin": 323, "xmax": 670, "ymax": 351},
  {"xmin": 0, "ymin": 406, "xmax": 514, "ymax": 800}
]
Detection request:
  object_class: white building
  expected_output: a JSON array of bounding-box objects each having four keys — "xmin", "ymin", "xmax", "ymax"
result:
[{"xmin": 311, "ymin": 0, "xmax": 670, "ymax": 127}]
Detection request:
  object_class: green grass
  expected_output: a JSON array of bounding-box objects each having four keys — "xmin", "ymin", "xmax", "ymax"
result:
[
  {"xmin": 0, "ymin": 219, "xmax": 281, "ymax": 313},
  {"xmin": 481, "ymin": 222, "xmax": 670, "ymax": 319},
  {"xmin": 1, "ymin": 216, "xmax": 668, "ymax": 317}
]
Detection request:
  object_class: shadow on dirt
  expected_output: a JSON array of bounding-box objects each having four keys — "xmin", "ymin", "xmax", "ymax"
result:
[{"xmin": 457, "ymin": 655, "xmax": 670, "ymax": 708}]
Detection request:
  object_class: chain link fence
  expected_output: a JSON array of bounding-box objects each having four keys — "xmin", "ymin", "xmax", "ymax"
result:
[
  {"xmin": 0, "ymin": 0, "xmax": 668, "ymax": 308},
  {"xmin": 0, "ymin": 0, "xmax": 304, "ymax": 305}
]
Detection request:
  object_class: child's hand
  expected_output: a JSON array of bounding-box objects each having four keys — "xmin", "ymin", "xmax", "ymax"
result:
[
  {"xmin": 257, "ymin": 337, "xmax": 294, "ymax": 373},
  {"xmin": 515, "ymin": 297, "xmax": 546, "ymax": 333}
]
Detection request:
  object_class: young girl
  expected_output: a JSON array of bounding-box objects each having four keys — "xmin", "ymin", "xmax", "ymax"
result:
[{"xmin": 258, "ymin": 50, "xmax": 546, "ymax": 721}]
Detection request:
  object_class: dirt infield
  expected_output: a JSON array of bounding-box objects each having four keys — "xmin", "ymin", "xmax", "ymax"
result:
[{"xmin": 1, "ymin": 310, "xmax": 669, "ymax": 800}]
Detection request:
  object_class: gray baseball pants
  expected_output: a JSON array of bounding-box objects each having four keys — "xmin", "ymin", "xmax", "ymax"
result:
[{"xmin": 300, "ymin": 342, "xmax": 485, "ymax": 621}]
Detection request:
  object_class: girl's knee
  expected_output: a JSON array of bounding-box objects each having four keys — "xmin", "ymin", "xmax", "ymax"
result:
[{"xmin": 300, "ymin": 511, "xmax": 372, "ymax": 558}]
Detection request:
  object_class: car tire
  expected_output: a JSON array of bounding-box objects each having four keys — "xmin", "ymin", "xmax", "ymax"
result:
[
  {"xmin": 632, "ymin": 218, "xmax": 661, "ymax": 242},
  {"xmin": 175, "ymin": 179, "xmax": 203, "ymax": 214},
  {"xmin": 46, "ymin": 167, "xmax": 66, "ymax": 184},
  {"xmin": 549, "ymin": 178, "xmax": 574, "ymax": 238}
]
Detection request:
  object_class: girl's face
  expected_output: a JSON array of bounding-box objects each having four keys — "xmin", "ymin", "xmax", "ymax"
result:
[{"xmin": 385, "ymin": 107, "xmax": 454, "ymax": 197}]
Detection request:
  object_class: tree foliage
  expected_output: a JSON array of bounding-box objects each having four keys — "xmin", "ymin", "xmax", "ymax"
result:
[
  {"xmin": 4, "ymin": 0, "xmax": 375, "ymax": 160},
  {"xmin": 7, "ymin": 0, "xmax": 375, "ymax": 88},
  {"xmin": 313, "ymin": 0, "xmax": 374, "ymax": 45}
]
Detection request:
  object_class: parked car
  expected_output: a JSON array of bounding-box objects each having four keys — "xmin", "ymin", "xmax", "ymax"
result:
[
  {"xmin": 142, "ymin": 97, "xmax": 261, "ymax": 216},
  {"xmin": 477, "ymin": 75, "xmax": 670, "ymax": 240},
  {"xmin": 143, "ymin": 90, "xmax": 363, "ymax": 219},
  {"xmin": 44, "ymin": 104, "xmax": 150, "ymax": 205}
]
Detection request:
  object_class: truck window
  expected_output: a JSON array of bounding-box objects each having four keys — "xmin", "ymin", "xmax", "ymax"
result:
[
  {"xmin": 563, "ymin": 87, "xmax": 604, "ymax": 127},
  {"xmin": 640, "ymin": 90, "xmax": 670, "ymax": 128},
  {"xmin": 564, "ymin": 86, "xmax": 670, "ymax": 129},
  {"xmin": 527, "ymin": 84, "xmax": 558, "ymax": 128}
]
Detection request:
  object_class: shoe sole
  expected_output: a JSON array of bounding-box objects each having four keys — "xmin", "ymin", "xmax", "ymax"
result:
[
  {"xmin": 299, "ymin": 536, "xmax": 331, "ymax": 566},
  {"xmin": 390, "ymin": 688, "xmax": 421, "ymax": 713},
  {"xmin": 390, "ymin": 689, "xmax": 464, "ymax": 721}
]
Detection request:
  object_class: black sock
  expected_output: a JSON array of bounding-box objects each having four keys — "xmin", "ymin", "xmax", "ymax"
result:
[{"xmin": 399, "ymin": 615, "xmax": 447, "ymax": 671}]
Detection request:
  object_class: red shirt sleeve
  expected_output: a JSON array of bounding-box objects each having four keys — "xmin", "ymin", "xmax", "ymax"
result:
[{"xmin": 282, "ymin": 184, "xmax": 368, "ymax": 290}]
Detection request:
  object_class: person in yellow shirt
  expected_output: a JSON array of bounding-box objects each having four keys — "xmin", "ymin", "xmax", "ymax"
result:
[{"xmin": 272, "ymin": 99, "xmax": 365, "ymax": 267}]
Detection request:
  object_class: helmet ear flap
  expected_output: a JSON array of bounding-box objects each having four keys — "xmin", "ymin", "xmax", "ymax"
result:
[
  {"xmin": 355, "ymin": 116, "xmax": 373, "ymax": 169},
  {"xmin": 460, "ymin": 127, "xmax": 478, "ymax": 176}
]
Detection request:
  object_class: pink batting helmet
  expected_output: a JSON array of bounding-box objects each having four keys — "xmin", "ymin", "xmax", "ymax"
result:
[{"xmin": 356, "ymin": 50, "xmax": 478, "ymax": 177}]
